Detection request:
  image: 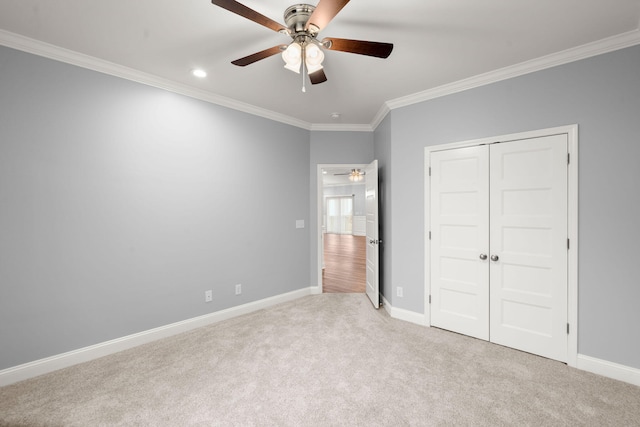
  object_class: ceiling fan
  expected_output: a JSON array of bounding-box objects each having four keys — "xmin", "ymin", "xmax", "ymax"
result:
[
  {"xmin": 334, "ymin": 168, "xmax": 366, "ymax": 181},
  {"xmin": 210, "ymin": 0, "xmax": 393, "ymax": 91}
]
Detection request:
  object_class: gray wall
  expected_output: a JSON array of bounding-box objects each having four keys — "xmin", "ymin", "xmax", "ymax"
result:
[
  {"xmin": 309, "ymin": 132, "xmax": 374, "ymax": 287},
  {"xmin": 0, "ymin": 46, "xmax": 311, "ymax": 369},
  {"xmin": 3, "ymin": 39, "xmax": 638, "ymax": 374},
  {"xmin": 383, "ymin": 44, "xmax": 640, "ymax": 369}
]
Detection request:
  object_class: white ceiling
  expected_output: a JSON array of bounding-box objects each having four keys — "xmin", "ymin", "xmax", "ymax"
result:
[{"xmin": 1, "ymin": 0, "xmax": 639, "ymax": 129}]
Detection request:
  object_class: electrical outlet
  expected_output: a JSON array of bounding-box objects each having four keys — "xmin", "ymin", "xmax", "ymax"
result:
[
  {"xmin": 396, "ymin": 287, "xmax": 403, "ymax": 298},
  {"xmin": 235, "ymin": 284, "xmax": 242, "ymax": 295},
  {"xmin": 205, "ymin": 290, "xmax": 212, "ymax": 302}
]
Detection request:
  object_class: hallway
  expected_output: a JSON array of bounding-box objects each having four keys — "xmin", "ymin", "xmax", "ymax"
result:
[{"xmin": 322, "ymin": 233, "xmax": 366, "ymax": 293}]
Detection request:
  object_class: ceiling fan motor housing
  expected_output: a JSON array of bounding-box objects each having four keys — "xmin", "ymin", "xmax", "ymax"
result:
[{"xmin": 284, "ymin": 4, "xmax": 317, "ymax": 36}]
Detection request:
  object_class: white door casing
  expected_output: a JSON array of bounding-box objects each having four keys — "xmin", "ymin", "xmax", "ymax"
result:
[
  {"xmin": 365, "ymin": 160, "xmax": 380, "ymax": 308},
  {"xmin": 430, "ymin": 146, "xmax": 490, "ymax": 339},
  {"xmin": 428, "ymin": 130, "xmax": 571, "ymax": 363}
]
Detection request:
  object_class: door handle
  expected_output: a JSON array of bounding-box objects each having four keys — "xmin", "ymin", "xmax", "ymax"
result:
[
  {"xmin": 491, "ymin": 254, "xmax": 499, "ymax": 262},
  {"xmin": 479, "ymin": 254, "xmax": 488, "ymax": 260}
]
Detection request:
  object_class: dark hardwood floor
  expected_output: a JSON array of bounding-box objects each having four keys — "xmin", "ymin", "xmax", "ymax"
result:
[{"xmin": 322, "ymin": 233, "xmax": 366, "ymax": 293}]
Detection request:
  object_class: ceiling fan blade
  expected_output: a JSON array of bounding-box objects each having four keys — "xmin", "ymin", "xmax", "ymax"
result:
[
  {"xmin": 323, "ymin": 37, "xmax": 393, "ymax": 58},
  {"xmin": 231, "ymin": 45, "xmax": 287, "ymax": 67},
  {"xmin": 305, "ymin": 0, "xmax": 350, "ymax": 32},
  {"xmin": 334, "ymin": 169, "xmax": 365, "ymax": 176},
  {"xmin": 211, "ymin": 0, "xmax": 287, "ymax": 33},
  {"xmin": 309, "ymin": 69, "xmax": 328, "ymax": 85}
]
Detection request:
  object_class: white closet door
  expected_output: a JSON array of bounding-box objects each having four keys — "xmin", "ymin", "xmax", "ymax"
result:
[
  {"xmin": 430, "ymin": 146, "xmax": 489, "ymax": 340},
  {"xmin": 489, "ymin": 135, "xmax": 568, "ymax": 362}
]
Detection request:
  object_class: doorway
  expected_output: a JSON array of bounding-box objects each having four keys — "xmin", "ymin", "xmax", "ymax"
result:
[{"xmin": 319, "ymin": 164, "xmax": 368, "ymax": 294}]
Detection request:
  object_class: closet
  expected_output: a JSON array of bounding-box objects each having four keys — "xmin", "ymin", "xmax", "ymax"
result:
[{"xmin": 429, "ymin": 134, "xmax": 568, "ymax": 362}]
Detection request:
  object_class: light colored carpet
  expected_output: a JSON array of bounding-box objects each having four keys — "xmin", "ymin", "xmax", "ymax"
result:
[{"xmin": 1, "ymin": 293, "xmax": 639, "ymax": 426}]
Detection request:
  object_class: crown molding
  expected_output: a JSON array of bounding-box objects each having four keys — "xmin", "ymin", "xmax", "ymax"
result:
[
  {"xmin": 384, "ymin": 29, "xmax": 640, "ymax": 113},
  {"xmin": 370, "ymin": 102, "xmax": 391, "ymax": 131},
  {"xmin": 2, "ymin": 28, "xmax": 639, "ymax": 133},
  {"xmin": 310, "ymin": 123, "xmax": 373, "ymax": 132},
  {"xmin": 0, "ymin": 29, "xmax": 312, "ymax": 131}
]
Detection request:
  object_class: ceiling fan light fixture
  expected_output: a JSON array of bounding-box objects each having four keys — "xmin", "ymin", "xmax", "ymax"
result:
[
  {"xmin": 282, "ymin": 42, "xmax": 302, "ymax": 73},
  {"xmin": 305, "ymin": 43, "xmax": 325, "ymax": 73},
  {"xmin": 349, "ymin": 169, "xmax": 364, "ymax": 182}
]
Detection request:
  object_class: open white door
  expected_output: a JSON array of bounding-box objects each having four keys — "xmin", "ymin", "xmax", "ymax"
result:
[{"xmin": 365, "ymin": 160, "xmax": 380, "ymax": 308}]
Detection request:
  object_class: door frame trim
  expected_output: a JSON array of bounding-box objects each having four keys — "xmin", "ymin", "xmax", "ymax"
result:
[
  {"xmin": 316, "ymin": 163, "xmax": 368, "ymax": 294},
  {"xmin": 424, "ymin": 124, "xmax": 578, "ymax": 367}
]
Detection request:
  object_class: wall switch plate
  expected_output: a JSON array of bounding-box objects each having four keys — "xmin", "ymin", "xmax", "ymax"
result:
[
  {"xmin": 205, "ymin": 290, "xmax": 213, "ymax": 302},
  {"xmin": 296, "ymin": 220, "xmax": 305, "ymax": 229},
  {"xmin": 235, "ymin": 284, "xmax": 242, "ymax": 295},
  {"xmin": 396, "ymin": 287, "xmax": 403, "ymax": 298}
]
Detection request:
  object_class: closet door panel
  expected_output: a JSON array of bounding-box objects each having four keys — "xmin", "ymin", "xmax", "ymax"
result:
[
  {"xmin": 489, "ymin": 135, "xmax": 568, "ymax": 362},
  {"xmin": 430, "ymin": 146, "xmax": 489, "ymax": 340}
]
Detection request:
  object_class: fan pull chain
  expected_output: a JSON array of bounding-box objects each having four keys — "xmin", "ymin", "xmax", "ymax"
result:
[{"xmin": 301, "ymin": 44, "xmax": 307, "ymax": 93}]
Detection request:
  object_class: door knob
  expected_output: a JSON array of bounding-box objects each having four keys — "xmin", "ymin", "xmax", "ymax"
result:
[
  {"xmin": 479, "ymin": 254, "xmax": 488, "ymax": 260},
  {"xmin": 491, "ymin": 254, "xmax": 499, "ymax": 262}
]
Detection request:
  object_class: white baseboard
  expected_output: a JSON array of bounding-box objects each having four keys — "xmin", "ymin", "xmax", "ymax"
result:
[
  {"xmin": 576, "ymin": 354, "xmax": 640, "ymax": 387},
  {"xmin": 381, "ymin": 298, "xmax": 640, "ymax": 388},
  {"xmin": 0, "ymin": 287, "xmax": 313, "ymax": 387},
  {"xmin": 4, "ymin": 290, "xmax": 638, "ymax": 390},
  {"xmin": 382, "ymin": 295, "xmax": 429, "ymax": 326}
]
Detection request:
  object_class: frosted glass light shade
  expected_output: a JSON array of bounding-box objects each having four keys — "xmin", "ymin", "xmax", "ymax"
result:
[
  {"xmin": 305, "ymin": 44, "xmax": 324, "ymax": 73},
  {"xmin": 282, "ymin": 43, "xmax": 302, "ymax": 73}
]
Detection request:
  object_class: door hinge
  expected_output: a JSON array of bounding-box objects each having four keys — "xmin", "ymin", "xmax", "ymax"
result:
[
  {"xmin": 567, "ymin": 238, "xmax": 570, "ymax": 250},
  {"xmin": 429, "ymin": 295, "xmax": 431, "ymax": 304},
  {"xmin": 567, "ymin": 323, "xmax": 570, "ymax": 334},
  {"xmin": 567, "ymin": 153, "xmax": 570, "ymax": 165},
  {"xmin": 429, "ymin": 167, "xmax": 431, "ymax": 177},
  {"xmin": 429, "ymin": 231, "xmax": 431, "ymax": 240}
]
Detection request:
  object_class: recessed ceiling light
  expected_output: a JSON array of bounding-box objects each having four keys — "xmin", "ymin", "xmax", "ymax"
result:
[
  {"xmin": 330, "ymin": 112, "xmax": 341, "ymax": 119},
  {"xmin": 191, "ymin": 69, "xmax": 207, "ymax": 78}
]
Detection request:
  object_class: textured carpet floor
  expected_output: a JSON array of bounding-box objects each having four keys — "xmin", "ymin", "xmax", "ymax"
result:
[{"xmin": 1, "ymin": 293, "xmax": 639, "ymax": 426}]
